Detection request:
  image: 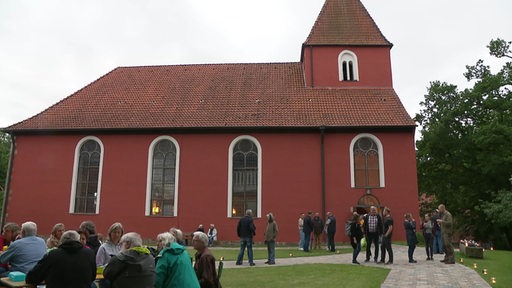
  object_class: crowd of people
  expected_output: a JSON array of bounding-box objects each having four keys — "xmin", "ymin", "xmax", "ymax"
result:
[
  {"xmin": 347, "ymin": 204, "xmax": 454, "ymax": 265},
  {"xmin": 0, "ymin": 220, "xmax": 222, "ymax": 288}
]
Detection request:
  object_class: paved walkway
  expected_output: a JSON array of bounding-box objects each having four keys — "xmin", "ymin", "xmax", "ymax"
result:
[{"xmin": 219, "ymin": 245, "xmax": 490, "ymax": 287}]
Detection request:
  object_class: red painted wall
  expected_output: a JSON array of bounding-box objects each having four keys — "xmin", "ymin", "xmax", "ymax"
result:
[
  {"xmin": 5, "ymin": 131, "xmax": 418, "ymax": 244},
  {"xmin": 302, "ymin": 46, "xmax": 393, "ymax": 87}
]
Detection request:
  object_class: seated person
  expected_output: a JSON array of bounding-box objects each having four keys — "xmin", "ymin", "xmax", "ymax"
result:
[
  {"xmin": 79, "ymin": 221, "xmax": 102, "ymax": 255},
  {"xmin": 0, "ymin": 222, "xmax": 21, "ymax": 274},
  {"xmin": 26, "ymin": 230, "xmax": 96, "ymax": 288},
  {"xmin": 0, "ymin": 221, "xmax": 46, "ymax": 276},
  {"xmin": 46, "ymin": 223, "xmax": 65, "ymax": 249},
  {"xmin": 104, "ymin": 232, "xmax": 155, "ymax": 288},
  {"xmin": 207, "ymin": 224, "xmax": 217, "ymax": 247},
  {"xmin": 149, "ymin": 232, "xmax": 174, "ymax": 258}
]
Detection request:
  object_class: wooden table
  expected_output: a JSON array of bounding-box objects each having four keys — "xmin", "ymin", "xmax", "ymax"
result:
[{"xmin": 0, "ymin": 277, "xmax": 35, "ymax": 288}]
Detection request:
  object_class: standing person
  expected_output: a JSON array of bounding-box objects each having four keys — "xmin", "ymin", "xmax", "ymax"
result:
[
  {"xmin": 379, "ymin": 207, "xmax": 394, "ymax": 264},
  {"xmin": 192, "ymin": 232, "xmax": 220, "ymax": 288},
  {"xmin": 350, "ymin": 213, "xmax": 364, "ymax": 264},
  {"xmin": 437, "ymin": 204, "xmax": 455, "ymax": 264},
  {"xmin": 103, "ymin": 232, "xmax": 155, "ymax": 288},
  {"xmin": 302, "ymin": 211, "xmax": 313, "ymax": 252},
  {"xmin": 96, "ymin": 222, "xmax": 124, "ymax": 266},
  {"xmin": 46, "ymin": 223, "xmax": 65, "ymax": 249},
  {"xmin": 79, "ymin": 221, "xmax": 102, "ymax": 255},
  {"xmin": 431, "ymin": 210, "xmax": 444, "ymax": 255},
  {"xmin": 404, "ymin": 213, "xmax": 418, "ymax": 263},
  {"xmin": 325, "ymin": 212, "xmax": 337, "ymax": 252},
  {"xmin": 363, "ymin": 206, "xmax": 383, "ymax": 263},
  {"xmin": 26, "ymin": 230, "xmax": 96, "ymax": 288},
  {"xmin": 235, "ymin": 209, "xmax": 256, "ymax": 266},
  {"xmin": 0, "ymin": 221, "xmax": 47, "ymax": 276},
  {"xmin": 421, "ymin": 213, "xmax": 434, "ymax": 260},
  {"xmin": 264, "ymin": 212, "xmax": 278, "ymax": 265},
  {"xmin": 312, "ymin": 212, "xmax": 324, "ymax": 250},
  {"xmin": 207, "ymin": 224, "xmax": 217, "ymax": 247},
  {"xmin": 297, "ymin": 213, "xmax": 305, "ymax": 251},
  {"xmin": 154, "ymin": 234, "xmax": 199, "ymax": 288}
]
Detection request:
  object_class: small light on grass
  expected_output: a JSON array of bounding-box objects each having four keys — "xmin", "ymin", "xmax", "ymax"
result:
[
  {"xmin": 491, "ymin": 277, "xmax": 496, "ymax": 284},
  {"xmin": 490, "ymin": 246, "xmax": 494, "ymax": 251},
  {"xmin": 460, "ymin": 258, "xmax": 464, "ymax": 263},
  {"xmin": 473, "ymin": 263, "xmax": 478, "ymax": 269},
  {"xmin": 289, "ymin": 253, "xmax": 293, "ymax": 257},
  {"xmin": 220, "ymin": 257, "xmax": 224, "ymax": 261},
  {"xmin": 482, "ymin": 269, "xmax": 487, "ymax": 275}
]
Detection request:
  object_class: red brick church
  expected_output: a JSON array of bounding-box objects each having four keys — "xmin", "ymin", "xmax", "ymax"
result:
[{"xmin": 2, "ymin": 0, "xmax": 418, "ymax": 243}]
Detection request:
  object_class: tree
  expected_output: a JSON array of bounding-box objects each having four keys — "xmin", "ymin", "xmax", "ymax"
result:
[
  {"xmin": 416, "ymin": 39, "xmax": 512, "ymax": 249},
  {"xmin": 0, "ymin": 131, "xmax": 12, "ymax": 216}
]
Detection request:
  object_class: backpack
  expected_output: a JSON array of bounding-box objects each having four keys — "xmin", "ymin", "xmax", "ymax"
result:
[{"xmin": 345, "ymin": 221, "xmax": 352, "ymax": 236}]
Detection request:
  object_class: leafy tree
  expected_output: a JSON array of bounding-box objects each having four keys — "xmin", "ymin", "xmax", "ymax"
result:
[
  {"xmin": 416, "ymin": 39, "xmax": 512, "ymax": 249},
  {"xmin": 0, "ymin": 131, "xmax": 12, "ymax": 215}
]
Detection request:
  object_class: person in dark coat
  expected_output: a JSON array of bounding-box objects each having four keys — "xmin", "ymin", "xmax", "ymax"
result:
[
  {"xmin": 325, "ymin": 212, "xmax": 337, "ymax": 252},
  {"xmin": 103, "ymin": 232, "xmax": 155, "ymax": 288},
  {"xmin": 404, "ymin": 213, "xmax": 418, "ymax": 263},
  {"xmin": 312, "ymin": 213, "xmax": 324, "ymax": 250},
  {"xmin": 26, "ymin": 230, "xmax": 96, "ymax": 288},
  {"xmin": 236, "ymin": 209, "xmax": 256, "ymax": 266},
  {"xmin": 79, "ymin": 221, "xmax": 101, "ymax": 255},
  {"xmin": 193, "ymin": 232, "xmax": 220, "ymax": 288},
  {"xmin": 350, "ymin": 213, "xmax": 364, "ymax": 264},
  {"xmin": 302, "ymin": 211, "xmax": 314, "ymax": 252}
]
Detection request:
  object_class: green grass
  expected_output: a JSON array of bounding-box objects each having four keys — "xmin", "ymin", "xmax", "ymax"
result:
[
  {"xmin": 186, "ymin": 246, "xmax": 352, "ymax": 261},
  {"xmin": 220, "ymin": 263, "xmax": 388, "ymax": 288},
  {"xmin": 456, "ymin": 249, "xmax": 512, "ymax": 288}
]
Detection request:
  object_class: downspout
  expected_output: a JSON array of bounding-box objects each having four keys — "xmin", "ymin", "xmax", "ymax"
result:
[
  {"xmin": 1, "ymin": 134, "xmax": 15, "ymax": 228},
  {"xmin": 320, "ymin": 126, "xmax": 326, "ymax": 219}
]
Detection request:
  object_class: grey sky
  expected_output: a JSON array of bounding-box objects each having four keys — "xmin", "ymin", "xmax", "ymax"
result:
[{"xmin": 1, "ymin": 0, "xmax": 511, "ymax": 130}]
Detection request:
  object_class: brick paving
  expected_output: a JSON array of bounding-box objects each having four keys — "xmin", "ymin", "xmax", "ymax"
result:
[{"xmin": 220, "ymin": 245, "xmax": 491, "ymax": 287}]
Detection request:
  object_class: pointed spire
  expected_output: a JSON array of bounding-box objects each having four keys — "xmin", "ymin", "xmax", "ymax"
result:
[{"xmin": 304, "ymin": 0, "xmax": 392, "ymax": 46}]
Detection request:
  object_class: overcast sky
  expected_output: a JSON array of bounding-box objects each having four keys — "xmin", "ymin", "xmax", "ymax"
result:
[{"xmin": 1, "ymin": 0, "xmax": 511, "ymax": 131}]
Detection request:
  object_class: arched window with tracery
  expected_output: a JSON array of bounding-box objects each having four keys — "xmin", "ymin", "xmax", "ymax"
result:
[
  {"xmin": 350, "ymin": 134, "xmax": 384, "ymax": 188},
  {"xmin": 228, "ymin": 136, "xmax": 261, "ymax": 218}
]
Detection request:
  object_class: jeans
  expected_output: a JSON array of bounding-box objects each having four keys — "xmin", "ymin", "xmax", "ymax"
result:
[
  {"xmin": 352, "ymin": 239, "xmax": 361, "ymax": 262},
  {"xmin": 425, "ymin": 233, "xmax": 434, "ymax": 258},
  {"xmin": 408, "ymin": 244, "xmax": 416, "ymax": 262},
  {"xmin": 299, "ymin": 229, "xmax": 304, "ymax": 249},
  {"xmin": 366, "ymin": 232, "xmax": 379, "ymax": 261},
  {"xmin": 380, "ymin": 235, "xmax": 393, "ymax": 263},
  {"xmin": 303, "ymin": 232, "xmax": 312, "ymax": 252},
  {"xmin": 266, "ymin": 240, "xmax": 276, "ymax": 262},
  {"xmin": 433, "ymin": 232, "xmax": 443, "ymax": 253},
  {"xmin": 236, "ymin": 237, "xmax": 254, "ymax": 264}
]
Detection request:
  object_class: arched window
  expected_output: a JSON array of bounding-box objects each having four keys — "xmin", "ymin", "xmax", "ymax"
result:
[
  {"xmin": 70, "ymin": 136, "xmax": 104, "ymax": 214},
  {"xmin": 228, "ymin": 136, "xmax": 261, "ymax": 218},
  {"xmin": 350, "ymin": 134, "xmax": 384, "ymax": 188},
  {"xmin": 146, "ymin": 136, "xmax": 179, "ymax": 217},
  {"xmin": 338, "ymin": 50, "xmax": 359, "ymax": 81}
]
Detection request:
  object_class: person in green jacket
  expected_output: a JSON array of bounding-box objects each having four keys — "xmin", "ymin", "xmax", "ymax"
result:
[{"xmin": 154, "ymin": 237, "xmax": 199, "ymax": 288}]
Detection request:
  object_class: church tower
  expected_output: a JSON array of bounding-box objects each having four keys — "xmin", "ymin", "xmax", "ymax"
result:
[{"xmin": 302, "ymin": 0, "xmax": 394, "ymax": 88}]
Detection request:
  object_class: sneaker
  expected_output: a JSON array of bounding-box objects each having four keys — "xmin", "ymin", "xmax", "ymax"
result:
[
  {"xmin": 426, "ymin": 257, "xmax": 431, "ymax": 260},
  {"xmin": 268, "ymin": 261, "xmax": 275, "ymax": 265},
  {"xmin": 409, "ymin": 260, "xmax": 417, "ymax": 263},
  {"xmin": 378, "ymin": 260, "xmax": 385, "ymax": 264},
  {"xmin": 364, "ymin": 259, "xmax": 370, "ymax": 263},
  {"xmin": 385, "ymin": 261, "xmax": 393, "ymax": 265},
  {"xmin": 235, "ymin": 262, "xmax": 242, "ymax": 265},
  {"xmin": 352, "ymin": 261, "xmax": 360, "ymax": 264},
  {"xmin": 264, "ymin": 261, "xmax": 269, "ymax": 264},
  {"xmin": 249, "ymin": 262, "xmax": 256, "ymax": 266}
]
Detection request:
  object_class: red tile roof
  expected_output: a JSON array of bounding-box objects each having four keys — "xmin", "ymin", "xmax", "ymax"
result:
[
  {"xmin": 5, "ymin": 63, "xmax": 414, "ymax": 132},
  {"xmin": 304, "ymin": 0, "xmax": 392, "ymax": 46}
]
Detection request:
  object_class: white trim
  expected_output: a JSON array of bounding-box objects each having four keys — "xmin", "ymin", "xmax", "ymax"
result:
[
  {"xmin": 227, "ymin": 135, "xmax": 262, "ymax": 218},
  {"xmin": 145, "ymin": 136, "xmax": 180, "ymax": 216},
  {"xmin": 338, "ymin": 50, "xmax": 359, "ymax": 81},
  {"xmin": 349, "ymin": 133, "xmax": 385, "ymax": 188},
  {"xmin": 69, "ymin": 136, "xmax": 104, "ymax": 214}
]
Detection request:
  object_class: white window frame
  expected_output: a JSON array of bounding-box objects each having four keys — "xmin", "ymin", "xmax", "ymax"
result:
[
  {"xmin": 69, "ymin": 136, "xmax": 104, "ymax": 214},
  {"xmin": 338, "ymin": 50, "xmax": 359, "ymax": 81},
  {"xmin": 227, "ymin": 135, "xmax": 262, "ymax": 218},
  {"xmin": 145, "ymin": 135, "xmax": 180, "ymax": 216},
  {"xmin": 349, "ymin": 133, "xmax": 385, "ymax": 188}
]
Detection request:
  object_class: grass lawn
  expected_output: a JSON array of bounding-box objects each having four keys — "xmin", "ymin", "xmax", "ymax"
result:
[
  {"xmin": 456, "ymin": 249, "xmax": 512, "ymax": 288},
  {"xmin": 220, "ymin": 263, "xmax": 388, "ymax": 288},
  {"xmin": 187, "ymin": 246, "xmax": 353, "ymax": 261}
]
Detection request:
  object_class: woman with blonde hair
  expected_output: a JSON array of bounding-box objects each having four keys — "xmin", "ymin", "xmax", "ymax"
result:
[
  {"xmin": 96, "ymin": 222, "xmax": 124, "ymax": 266},
  {"xmin": 46, "ymin": 223, "xmax": 65, "ymax": 249}
]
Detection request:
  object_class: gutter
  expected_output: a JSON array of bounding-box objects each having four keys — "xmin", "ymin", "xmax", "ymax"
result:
[{"xmin": 320, "ymin": 126, "xmax": 326, "ymax": 219}]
